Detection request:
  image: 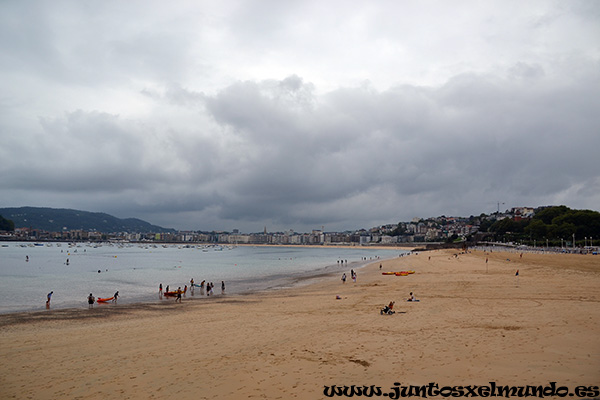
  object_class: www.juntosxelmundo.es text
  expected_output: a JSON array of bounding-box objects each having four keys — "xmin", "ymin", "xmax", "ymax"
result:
[{"xmin": 323, "ymin": 382, "xmax": 599, "ymax": 398}]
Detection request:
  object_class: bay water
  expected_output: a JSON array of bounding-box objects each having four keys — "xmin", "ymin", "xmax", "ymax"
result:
[{"xmin": 0, "ymin": 242, "xmax": 406, "ymax": 313}]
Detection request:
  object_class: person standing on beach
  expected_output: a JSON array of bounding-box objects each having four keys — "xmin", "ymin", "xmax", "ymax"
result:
[
  {"xmin": 342, "ymin": 273, "xmax": 346, "ymax": 283},
  {"xmin": 87, "ymin": 293, "xmax": 95, "ymax": 308},
  {"xmin": 46, "ymin": 291, "xmax": 53, "ymax": 308}
]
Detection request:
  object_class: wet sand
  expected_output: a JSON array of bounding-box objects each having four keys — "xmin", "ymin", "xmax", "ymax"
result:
[{"xmin": 1, "ymin": 248, "xmax": 598, "ymax": 399}]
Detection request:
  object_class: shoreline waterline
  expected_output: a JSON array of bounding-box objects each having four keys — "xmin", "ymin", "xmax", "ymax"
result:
[
  {"xmin": 0, "ymin": 242, "xmax": 408, "ymax": 315},
  {"xmin": 0, "ymin": 256, "xmax": 394, "ymax": 326}
]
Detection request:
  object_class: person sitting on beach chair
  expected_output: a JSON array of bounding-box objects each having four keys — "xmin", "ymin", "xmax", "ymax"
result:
[{"xmin": 380, "ymin": 301, "xmax": 395, "ymax": 315}]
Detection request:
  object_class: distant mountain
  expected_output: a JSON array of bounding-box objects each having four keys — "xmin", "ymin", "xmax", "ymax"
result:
[{"xmin": 0, "ymin": 207, "xmax": 175, "ymax": 233}]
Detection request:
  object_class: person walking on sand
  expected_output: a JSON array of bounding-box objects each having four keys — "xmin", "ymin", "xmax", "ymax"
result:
[
  {"xmin": 113, "ymin": 291, "xmax": 119, "ymax": 303},
  {"xmin": 175, "ymin": 287, "xmax": 182, "ymax": 303},
  {"xmin": 46, "ymin": 291, "xmax": 53, "ymax": 308},
  {"xmin": 341, "ymin": 273, "xmax": 346, "ymax": 283},
  {"xmin": 87, "ymin": 293, "xmax": 95, "ymax": 308}
]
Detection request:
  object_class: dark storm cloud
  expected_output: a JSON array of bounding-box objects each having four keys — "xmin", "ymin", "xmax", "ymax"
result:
[{"xmin": 1, "ymin": 0, "xmax": 599, "ymax": 231}]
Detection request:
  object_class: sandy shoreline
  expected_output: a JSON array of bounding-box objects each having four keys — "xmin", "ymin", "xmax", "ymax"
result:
[{"xmin": 1, "ymin": 249, "xmax": 598, "ymax": 399}]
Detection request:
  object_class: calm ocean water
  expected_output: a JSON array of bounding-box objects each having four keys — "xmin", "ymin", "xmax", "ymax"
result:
[{"xmin": 0, "ymin": 242, "xmax": 405, "ymax": 313}]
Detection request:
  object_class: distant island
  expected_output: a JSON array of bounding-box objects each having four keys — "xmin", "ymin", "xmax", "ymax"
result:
[{"xmin": 0, "ymin": 207, "xmax": 175, "ymax": 234}]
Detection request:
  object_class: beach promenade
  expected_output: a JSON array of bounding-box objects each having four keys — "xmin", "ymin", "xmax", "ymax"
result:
[{"xmin": 1, "ymin": 249, "xmax": 598, "ymax": 399}]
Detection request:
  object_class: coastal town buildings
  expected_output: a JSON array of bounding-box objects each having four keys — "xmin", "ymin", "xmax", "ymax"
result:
[{"xmin": 2, "ymin": 207, "xmax": 597, "ymax": 250}]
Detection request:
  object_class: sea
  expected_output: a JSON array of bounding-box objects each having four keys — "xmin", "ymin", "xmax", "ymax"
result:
[{"xmin": 0, "ymin": 242, "xmax": 407, "ymax": 314}]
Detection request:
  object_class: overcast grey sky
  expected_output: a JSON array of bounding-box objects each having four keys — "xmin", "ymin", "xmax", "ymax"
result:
[{"xmin": 1, "ymin": 0, "xmax": 599, "ymax": 233}]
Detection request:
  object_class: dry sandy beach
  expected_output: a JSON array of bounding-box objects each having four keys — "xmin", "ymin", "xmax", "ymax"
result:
[{"xmin": 1, "ymin": 248, "xmax": 598, "ymax": 399}]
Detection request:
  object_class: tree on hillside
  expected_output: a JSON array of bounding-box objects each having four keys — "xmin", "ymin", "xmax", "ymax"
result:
[
  {"xmin": 533, "ymin": 206, "xmax": 570, "ymax": 225},
  {"xmin": 490, "ymin": 218, "xmax": 515, "ymax": 235},
  {"xmin": 0, "ymin": 215, "xmax": 15, "ymax": 232},
  {"xmin": 553, "ymin": 210, "xmax": 600, "ymax": 238},
  {"xmin": 524, "ymin": 219, "xmax": 547, "ymax": 238},
  {"xmin": 389, "ymin": 223, "xmax": 406, "ymax": 236}
]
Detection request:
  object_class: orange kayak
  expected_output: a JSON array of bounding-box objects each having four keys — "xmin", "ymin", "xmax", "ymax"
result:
[{"xmin": 97, "ymin": 297, "xmax": 114, "ymax": 302}]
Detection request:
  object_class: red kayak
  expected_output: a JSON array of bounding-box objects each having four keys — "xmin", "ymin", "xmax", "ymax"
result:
[
  {"xmin": 97, "ymin": 297, "xmax": 114, "ymax": 303},
  {"xmin": 163, "ymin": 291, "xmax": 180, "ymax": 297}
]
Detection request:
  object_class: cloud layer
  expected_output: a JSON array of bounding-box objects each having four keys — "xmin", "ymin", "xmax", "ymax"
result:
[{"xmin": 1, "ymin": 1, "xmax": 599, "ymax": 232}]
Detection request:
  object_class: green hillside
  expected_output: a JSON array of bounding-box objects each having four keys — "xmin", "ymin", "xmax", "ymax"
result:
[{"xmin": 0, "ymin": 207, "xmax": 175, "ymax": 233}]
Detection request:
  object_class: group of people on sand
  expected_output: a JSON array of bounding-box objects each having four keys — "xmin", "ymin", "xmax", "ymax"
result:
[
  {"xmin": 381, "ymin": 292, "xmax": 419, "ymax": 315},
  {"xmin": 158, "ymin": 279, "xmax": 226, "ymax": 302},
  {"xmin": 44, "ymin": 290, "xmax": 120, "ymax": 309},
  {"xmin": 341, "ymin": 270, "xmax": 358, "ymax": 283}
]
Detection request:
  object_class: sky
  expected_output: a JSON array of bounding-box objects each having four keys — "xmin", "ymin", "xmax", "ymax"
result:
[{"xmin": 1, "ymin": 0, "xmax": 599, "ymax": 233}]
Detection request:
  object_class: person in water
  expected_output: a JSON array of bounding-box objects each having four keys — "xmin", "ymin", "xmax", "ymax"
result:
[
  {"xmin": 113, "ymin": 291, "xmax": 119, "ymax": 303},
  {"xmin": 87, "ymin": 293, "xmax": 95, "ymax": 308},
  {"xmin": 46, "ymin": 291, "xmax": 53, "ymax": 308}
]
